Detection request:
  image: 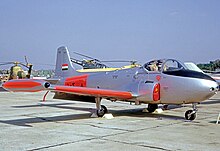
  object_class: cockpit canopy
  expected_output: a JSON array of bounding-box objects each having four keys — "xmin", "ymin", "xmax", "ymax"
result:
[
  {"xmin": 144, "ymin": 59, "xmax": 186, "ymax": 72},
  {"xmin": 143, "ymin": 59, "xmax": 216, "ymax": 82}
]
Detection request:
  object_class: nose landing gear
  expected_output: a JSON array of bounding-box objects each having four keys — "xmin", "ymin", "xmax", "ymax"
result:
[{"xmin": 185, "ymin": 103, "xmax": 198, "ymax": 121}]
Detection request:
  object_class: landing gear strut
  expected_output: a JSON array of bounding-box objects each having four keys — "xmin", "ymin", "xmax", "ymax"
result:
[
  {"xmin": 95, "ymin": 97, "xmax": 108, "ymax": 117},
  {"xmin": 185, "ymin": 103, "xmax": 197, "ymax": 121},
  {"xmin": 147, "ymin": 104, "xmax": 158, "ymax": 113}
]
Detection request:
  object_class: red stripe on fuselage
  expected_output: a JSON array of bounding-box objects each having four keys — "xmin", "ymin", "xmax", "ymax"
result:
[{"xmin": 65, "ymin": 74, "xmax": 88, "ymax": 87}]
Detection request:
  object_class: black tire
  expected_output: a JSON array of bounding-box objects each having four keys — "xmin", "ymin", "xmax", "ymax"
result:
[
  {"xmin": 147, "ymin": 104, "xmax": 158, "ymax": 113},
  {"xmin": 185, "ymin": 110, "xmax": 196, "ymax": 121},
  {"xmin": 97, "ymin": 105, "xmax": 108, "ymax": 117}
]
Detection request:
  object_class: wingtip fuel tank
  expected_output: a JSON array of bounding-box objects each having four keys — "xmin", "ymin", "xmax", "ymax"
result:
[{"xmin": 2, "ymin": 79, "xmax": 49, "ymax": 92}]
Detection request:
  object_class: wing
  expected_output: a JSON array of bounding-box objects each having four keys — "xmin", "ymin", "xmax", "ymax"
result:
[
  {"xmin": 2, "ymin": 79, "xmax": 133, "ymax": 100},
  {"xmin": 52, "ymin": 85, "xmax": 132, "ymax": 99}
]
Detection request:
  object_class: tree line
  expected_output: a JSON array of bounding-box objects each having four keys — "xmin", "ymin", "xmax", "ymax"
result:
[{"xmin": 197, "ymin": 59, "xmax": 220, "ymax": 71}]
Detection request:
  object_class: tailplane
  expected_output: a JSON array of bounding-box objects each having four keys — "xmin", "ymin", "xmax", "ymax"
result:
[{"xmin": 55, "ymin": 46, "xmax": 76, "ymax": 78}]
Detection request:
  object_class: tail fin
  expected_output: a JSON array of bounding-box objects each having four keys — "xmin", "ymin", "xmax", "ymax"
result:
[{"xmin": 55, "ymin": 46, "xmax": 76, "ymax": 78}]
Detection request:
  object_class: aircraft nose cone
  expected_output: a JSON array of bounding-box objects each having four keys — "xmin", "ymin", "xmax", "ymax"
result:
[{"xmin": 197, "ymin": 80, "xmax": 219, "ymax": 101}]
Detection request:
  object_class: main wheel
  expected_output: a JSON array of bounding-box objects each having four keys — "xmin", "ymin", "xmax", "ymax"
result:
[
  {"xmin": 147, "ymin": 104, "xmax": 158, "ymax": 113},
  {"xmin": 185, "ymin": 110, "xmax": 196, "ymax": 121},
  {"xmin": 97, "ymin": 105, "xmax": 108, "ymax": 117}
]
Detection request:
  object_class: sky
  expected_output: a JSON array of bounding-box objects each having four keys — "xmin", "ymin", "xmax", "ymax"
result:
[{"xmin": 0, "ymin": 0, "xmax": 220, "ymax": 69}]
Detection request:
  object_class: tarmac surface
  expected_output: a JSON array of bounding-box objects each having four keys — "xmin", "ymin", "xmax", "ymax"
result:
[{"xmin": 0, "ymin": 91, "xmax": 220, "ymax": 151}]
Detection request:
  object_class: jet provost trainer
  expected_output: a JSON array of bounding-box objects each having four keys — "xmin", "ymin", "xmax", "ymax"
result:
[{"xmin": 3, "ymin": 46, "xmax": 219, "ymax": 121}]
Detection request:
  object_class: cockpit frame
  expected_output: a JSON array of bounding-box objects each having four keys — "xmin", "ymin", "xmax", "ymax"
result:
[{"xmin": 143, "ymin": 59, "xmax": 187, "ymax": 73}]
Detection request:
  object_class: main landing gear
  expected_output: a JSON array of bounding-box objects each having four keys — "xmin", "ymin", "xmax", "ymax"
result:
[
  {"xmin": 185, "ymin": 103, "xmax": 197, "ymax": 121},
  {"xmin": 147, "ymin": 104, "xmax": 158, "ymax": 113},
  {"xmin": 95, "ymin": 97, "xmax": 108, "ymax": 117}
]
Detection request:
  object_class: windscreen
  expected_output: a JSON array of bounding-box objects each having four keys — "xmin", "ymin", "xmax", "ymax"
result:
[{"xmin": 162, "ymin": 59, "xmax": 185, "ymax": 72}]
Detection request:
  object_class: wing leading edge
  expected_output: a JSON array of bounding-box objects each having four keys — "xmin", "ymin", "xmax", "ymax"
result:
[{"xmin": 53, "ymin": 86, "xmax": 133, "ymax": 99}]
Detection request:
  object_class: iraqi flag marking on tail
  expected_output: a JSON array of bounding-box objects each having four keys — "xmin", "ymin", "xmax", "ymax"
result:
[{"xmin": 62, "ymin": 64, "xmax": 68, "ymax": 70}]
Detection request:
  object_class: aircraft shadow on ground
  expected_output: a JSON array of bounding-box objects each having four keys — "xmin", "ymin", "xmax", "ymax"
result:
[
  {"xmin": 0, "ymin": 101, "xmax": 184, "ymax": 127},
  {"xmin": 0, "ymin": 113, "xmax": 92, "ymax": 127},
  {"xmin": 209, "ymin": 121, "xmax": 219, "ymax": 124},
  {"xmin": 201, "ymin": 99, "xmax": 220, "ymax": 104},
  {"xmin": 0, "ymin": 87, "xmax": 7, "ymax": 92},
  {"xmin": 201, "ymin": 99, "xmax": 220, "ymax": 105}
]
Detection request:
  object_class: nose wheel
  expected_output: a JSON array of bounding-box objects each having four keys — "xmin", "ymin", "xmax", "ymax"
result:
[
  {"xmin": 185, "ymin": 110, "xmax": 196, "ymax": 120},
  {"xmin": 185, "ymin": 103, "xmax": 197, "ymax": 121}
]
